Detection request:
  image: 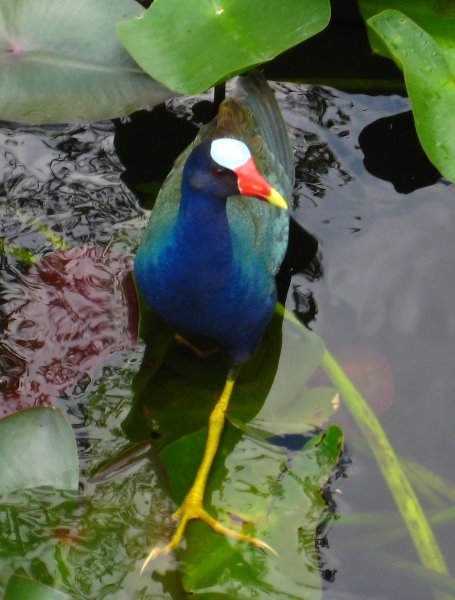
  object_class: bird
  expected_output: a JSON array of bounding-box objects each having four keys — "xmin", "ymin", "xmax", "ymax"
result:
[{"xmin": 134, "ymin": 71, "xmax": 294, "ymax": 568}]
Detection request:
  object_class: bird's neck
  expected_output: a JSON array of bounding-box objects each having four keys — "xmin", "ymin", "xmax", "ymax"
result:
[{"xmin": 177, "ymin": 180, "xmax": 231, "ymax": 248}]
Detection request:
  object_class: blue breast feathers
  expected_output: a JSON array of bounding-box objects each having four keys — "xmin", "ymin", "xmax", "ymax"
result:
[{"xmin": 134, "ymin": 73, "xmax": 293, "ymax": 364}]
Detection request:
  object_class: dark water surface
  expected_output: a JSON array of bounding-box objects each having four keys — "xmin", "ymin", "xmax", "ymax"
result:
[
  {"xmin": 0, "ymin": 84, "xmax": 454, "ymax": 599},
  {"xmin": 277, "ymin": 84, "xmax": 455, "ymax": 599}
]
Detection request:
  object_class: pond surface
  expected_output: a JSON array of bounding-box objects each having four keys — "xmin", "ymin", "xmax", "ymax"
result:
[
  {"xmin": 277, "ymin": 84, "xmax": 455, "ymax": 599},
  {"xmin": 0, "ymin": 82, "xmax": 454, "ymax": 599}
]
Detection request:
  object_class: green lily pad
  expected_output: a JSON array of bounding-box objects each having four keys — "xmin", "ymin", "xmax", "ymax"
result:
[
  {"xmin": 126, "ymin": 307, "xmax": 340, "ymax": 595},
  {"xmin": 2, "ymin": 575, "xmax": 70, "ymax": 600},
  {"xmin": 249, "ymin": 318, "xmax": 333, "ymax": 432},
  {"xmin": 0, "ymin": 437, "xmax": 175, "ymax": 598},
  {"xmin": 367, "ymin": 10, "xmax": 455, "ymax": 183},
  {"xmin": 117, "ymin": 0, "xmax": 331, "ymax": 94},
  {"xmin": 252, "ymin": 385, "xmax": 338, "ymax": 434},
  {"xmin": 0, "ymin": 407, "xmax": 78, "ymax": 495},
  {"xmin": 125, "ymin": 313, "xmax": 285, "ymax": 448},
  {"xmin": 0, "ymin": 0, "xmax": 172, "ymax": 124},
  {"xmin": 160, "ymin": 424, "xmax": 343, "ymax": 596}
]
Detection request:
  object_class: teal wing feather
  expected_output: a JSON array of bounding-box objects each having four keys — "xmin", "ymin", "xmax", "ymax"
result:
[{"xmin": 227, "ymin": 72, "xmax": 293, "ymax": 277}]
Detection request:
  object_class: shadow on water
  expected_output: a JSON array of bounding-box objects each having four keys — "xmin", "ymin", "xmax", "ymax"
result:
[{"xmin": 359, "ymin": 111, "xmax": 441, "ymax": 194}]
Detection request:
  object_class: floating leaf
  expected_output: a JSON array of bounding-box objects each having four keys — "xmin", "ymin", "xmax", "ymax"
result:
[
  {"xmin": 125, "ymin": 312, "xmax": 285, "ymax": 447},
  {"xmin": 0, "ymin": 359, "xmax": 178, "ymax": 597},
  {"xmin": 134, "ymin": 307, "xmax": 342, "ymax": 596},
  {"xmin": 117, "ymin": 0, "xmax": 331, "ymax": 94},
  {"xmin": 65, "ymin": 441, "xmax": 176, "ymax": 597},
  {"xmin": 132, "ymin": 313, "xmax": 326, "ymax": 442},
  {"xmin": 0, "ymin": 407, "xmax": 78, "ymax": 495},
  {"xmin": 252, "ymin": 385, "xmax": 338, "ymax": 434},
  {"xmin": 160, "ymin": 425, "xmax": 342, "ymax": 596},
  {"xmin": 266, "ymin": 318, "xmax": 326, "ymax": 402},
  {"xmin": 250, "ymin": 318, "xmax": 333, "ymax": 432},
  {"xmin": 0, "ymin": 0, "xmax": 173, "ymax": 124},
  {"xmin": 2, "ymin": 575, "xmax": 70, "ymax": 600},
  {"xmin": 364, "ymin": 9, "xmax": 455, "ymax": 183}
]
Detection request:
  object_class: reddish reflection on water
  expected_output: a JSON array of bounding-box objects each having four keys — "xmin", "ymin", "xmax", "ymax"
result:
[
  {"xmin": 0, "ymin": 245, "xmax": 138, "ymax": 417},
  {"xmin": 309, "ymin": 345, "xmax": 394, "ymax": 422}
]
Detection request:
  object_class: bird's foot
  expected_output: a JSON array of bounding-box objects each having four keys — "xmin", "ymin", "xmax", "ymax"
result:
[
  {"xmin": 140, "ymin": 490, "xmax": 275, "ymax": 573},
  {"xmin": 174, "ymin": 334, "xmax": 219, "ymax": 359},
  {"xmin": 140, "ymin": 367, "xmax": 275, "ymax": 574}
]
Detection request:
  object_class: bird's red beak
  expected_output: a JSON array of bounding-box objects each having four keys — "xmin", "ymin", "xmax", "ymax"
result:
[{"xmin": 234, "ymin": 158, "xmax": 288, "ymax": 210}]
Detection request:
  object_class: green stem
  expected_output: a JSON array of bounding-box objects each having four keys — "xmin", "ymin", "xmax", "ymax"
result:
[
  {"xmin": 0, "ymin": 238, "xmax": 38, "ymax": 265},
  {"xmin": 335, "ymin": 505, "xmax": 455, "ymax": 544},
  {"xmin": 348, "ymin": 435, "xmax": 451, "ymax": 509},
  {"xmin": 321, "ymin": 349, "xmax": 449, "ymax": 577},
  {"xmin": 356, "ymin": 506, "xmax": 455, "ymax": 555},
  {"xmin": 275, "ymin": 304, "xmax": 450, "ymax": 587}
]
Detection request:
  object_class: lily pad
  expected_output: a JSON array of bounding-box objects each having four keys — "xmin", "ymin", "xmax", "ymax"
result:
[
  {"xmin": 125, "ymin": 312, "xmax": 285, "ymax": 447},
  {"xmin": 117, "ymin": 0, "xmax": 331, "ymax": 94},
  {"xmin": 250, "ymin": 317, "xmax": 332, "ymax": 432},
  {"xmin": 251, "ymin": 385, "xmax": 338, "ymax": 435},
  {"xmin": 2, "ymin": 575, "xmax": 70, "ymax": 600},
  {"xmin": 367, "ymin": 10, "xmax": 455, "ymax": 183},
  {"xmin": 0, "ymin": 404, "xmax": 175, "ymax": 597},
  {"xmin": 0, "ymin": 0, "xmax": 173, "ymax": 124},
  {"xmin": 0, "ymin": 407, "xmax": 78, "ymax": 495},
  {"xmin": 160, "ymin": 424, "xmax": 343, "ymax": 596}
]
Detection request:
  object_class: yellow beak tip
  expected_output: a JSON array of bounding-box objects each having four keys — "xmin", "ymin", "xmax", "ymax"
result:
[{"xmin": 267, "ymin": 189, "xmax": 288, "ymax": 210}]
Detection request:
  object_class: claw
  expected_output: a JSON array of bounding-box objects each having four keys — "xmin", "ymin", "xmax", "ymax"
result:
[{"xmin": 140, "ymin": 545, "xmax": 168, "ymax": 574}]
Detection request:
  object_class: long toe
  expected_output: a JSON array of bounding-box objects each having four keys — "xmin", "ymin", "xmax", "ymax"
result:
[{"xmin": 141, "ymin": 498, "xmax": 276, "ymax": 573}]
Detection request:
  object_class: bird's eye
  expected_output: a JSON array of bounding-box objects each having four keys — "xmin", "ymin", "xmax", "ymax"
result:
[{"xmin": 212, "ymin": 166, "xmax": 229, "ymax": 179}]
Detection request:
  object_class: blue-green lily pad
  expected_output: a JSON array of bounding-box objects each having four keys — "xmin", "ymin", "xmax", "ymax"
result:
[
  {"xmin": 0, "ymin": 0, "xmax": 173, "ymax": 124},
  {"xmin": 2, "ymin": 575, "xmax": 70, "ymax": 600},
  {"xmin": 160, "ymin": 424, "xmax": 343, "ymax": 596},
  {"xmin": 117, "ymin": 0, "xmax": 331, "ymax": 94},
  {"xmin": 0, "ymin": 407, "xmax": 78, "ymax": 495}
]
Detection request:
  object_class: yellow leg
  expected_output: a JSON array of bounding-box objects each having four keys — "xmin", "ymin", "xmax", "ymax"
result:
[{"xmin": 141, "ymin": 367, "xmax": 275, "ymax": 573}]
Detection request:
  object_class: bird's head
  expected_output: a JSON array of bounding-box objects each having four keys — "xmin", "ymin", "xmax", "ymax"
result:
[{"xmin": 184, "ymin": 138, "xmax": 288, "ymax": 210}]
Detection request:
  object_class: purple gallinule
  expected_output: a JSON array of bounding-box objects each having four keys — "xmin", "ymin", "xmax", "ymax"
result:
[{"xmin": 135, "ymin": 72, "xmax": 294, "ymax": 566}]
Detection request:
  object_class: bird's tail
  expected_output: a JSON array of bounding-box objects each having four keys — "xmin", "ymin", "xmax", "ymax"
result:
[{"xmin": 234, "ymin": 71, "xmax": 294, "ymax": 194}]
